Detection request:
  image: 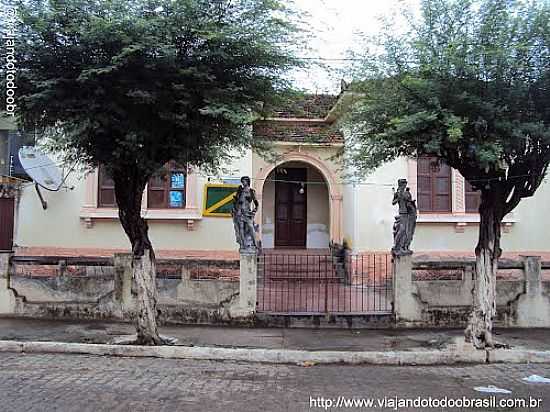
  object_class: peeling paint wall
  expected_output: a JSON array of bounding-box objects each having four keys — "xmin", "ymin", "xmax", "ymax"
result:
[
  {"xmin": 7, "ymin": 272, "xmax": 248, "ymax": 325},
  {"xmin": 393, "ymin": 257, "xmax": 550, "ymax": 328}
]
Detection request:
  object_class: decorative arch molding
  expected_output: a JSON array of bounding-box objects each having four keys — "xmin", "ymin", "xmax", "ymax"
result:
[{"xmin": 254, "ymin": 151, "xmax": 343, "ymax": 245}]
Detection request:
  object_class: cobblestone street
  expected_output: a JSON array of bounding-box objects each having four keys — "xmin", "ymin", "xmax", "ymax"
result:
[{"xmin": 0, "ymin": 353, "xmax": 549, "ymax": 411}]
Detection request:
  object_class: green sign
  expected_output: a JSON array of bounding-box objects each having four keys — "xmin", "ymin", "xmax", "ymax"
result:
[{"xmin": 203, "ymin": 184, "xmax": 239, "ymax": 217}]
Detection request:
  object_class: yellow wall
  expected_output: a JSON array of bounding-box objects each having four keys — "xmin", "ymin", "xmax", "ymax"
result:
[
  {"xmin": 15, "ymin": 146, "xmax": 550, "ymax": 255},
  {"xmin": 349, "ymin": 157, "xmax": 550, "ymax": 253},
  {"xmin": 15, "ymin": 150, "xmax": 253, "ymax": 252}
]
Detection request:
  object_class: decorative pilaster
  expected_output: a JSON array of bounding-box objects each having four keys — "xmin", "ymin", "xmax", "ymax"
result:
[{"xmin": 330, "ymin": 194, "xmax": 344, "ymax": 244}]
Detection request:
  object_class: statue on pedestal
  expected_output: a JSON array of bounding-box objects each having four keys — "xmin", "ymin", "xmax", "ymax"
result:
[
  {"xmin": 232, "ymin": 176, "xmax": 259, "ymax": 254},
  {"xmin": 392, "ymin": 178, "xmax": 417, "ymax": 256}
]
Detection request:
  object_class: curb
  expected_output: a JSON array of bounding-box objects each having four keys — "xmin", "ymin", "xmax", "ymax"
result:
[
  {"xmin": 0, "ymin": 340, "xmax": 495, "ymax": 365},
  {"xmin": 488, "ymin": 349, "xmax": 550, "ymax": 364}
]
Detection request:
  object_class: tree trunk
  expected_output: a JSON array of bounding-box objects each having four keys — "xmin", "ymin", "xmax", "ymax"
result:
[
  {"xmin": 465, "ymin": 189, "xmax": 502, "ymax": 349},
  {"xmin": 113, "ymin": 170, "xmax": 162, "ymax": 345}
]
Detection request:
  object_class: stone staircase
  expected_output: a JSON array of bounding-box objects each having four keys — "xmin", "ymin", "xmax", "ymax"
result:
[{"xmin": 259, "ymin": 253, "xmax": 344, "ymax": 282}]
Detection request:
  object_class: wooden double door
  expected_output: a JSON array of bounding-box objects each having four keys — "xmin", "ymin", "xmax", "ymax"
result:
[
  {"xmin": 0, "ymin": 198, "xmax": 14, "ymax": 251},
  {"xmin": 275, "ymin": 168, "xmax": 307, "ymax": 248}
]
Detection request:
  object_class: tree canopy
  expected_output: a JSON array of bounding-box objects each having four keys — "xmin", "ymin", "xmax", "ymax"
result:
[
  {"xmin": 10, "ymin": 0, "xmax": 304, "ymax": 344},
  {"xmin": 347, "ymin": 0, "xmax": 550, "ymax": 210},
  {"xmin": 14, "ymin": 0, "xmax": 302, "ymax": 175},
  {"xmin": 346, "ymin": 0, "xmax": 550, "ymax": 348}
]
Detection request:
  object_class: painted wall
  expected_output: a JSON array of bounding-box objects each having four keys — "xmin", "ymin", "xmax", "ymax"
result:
[
  {"xmin": 15, "ymin": 149, "xmax": 253, "ymax": 252},
  {"xmin": 351, "ymin": 158, "xmax": 407, "ymax": 252},
  {"xmin": 306, "ymin": 166, "xmax": 330, "ymax": 248},
  {"xmin": 261, "ymin": 178, "xmax": 275, "ymax": 248},
  {"xmin": 351, "ymin": 157, "xmax": 550, "ymax": 253},
  {"xmin": 16, "ymin": 140, "xmax": 550, "ymax": 254}
]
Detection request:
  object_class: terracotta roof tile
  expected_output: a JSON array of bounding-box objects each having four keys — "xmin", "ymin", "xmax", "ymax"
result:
[
  {"xmin": 253, "ymin": 120, "xmax": 343, "ymax": 143},
  {"xmin": 270, "ymin": 94, "xmax": 338, "ymax": 119}
]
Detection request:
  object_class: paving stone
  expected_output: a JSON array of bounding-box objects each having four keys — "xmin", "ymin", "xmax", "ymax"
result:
[{"xmin": 0, "ymin": 353, "xmax": 549, "ymax": 411}]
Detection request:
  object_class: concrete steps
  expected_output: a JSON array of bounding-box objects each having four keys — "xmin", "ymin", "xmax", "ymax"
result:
[{"xmin": 260, "ymin": 255, "xmax": 343, "ymax": 282}]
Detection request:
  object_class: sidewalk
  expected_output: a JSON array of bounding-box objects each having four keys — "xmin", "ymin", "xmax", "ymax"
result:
[{"xmin": 0, "ymin": 317, "xmax": 549, "ymax": 365}]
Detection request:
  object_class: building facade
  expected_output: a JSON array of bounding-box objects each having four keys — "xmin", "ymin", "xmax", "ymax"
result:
[{"xmin": 4, "ymin": 92, "xmax": 550, "ymax": 257}]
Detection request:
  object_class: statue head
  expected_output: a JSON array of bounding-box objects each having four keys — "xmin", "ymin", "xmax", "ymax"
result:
[
  {"xmin": 397, "ymin": 178, "xmax": 407, "ymax": 189},
  {"xmin": 241, "ymin": 176, "xmax": 251, "ymax": 188}
]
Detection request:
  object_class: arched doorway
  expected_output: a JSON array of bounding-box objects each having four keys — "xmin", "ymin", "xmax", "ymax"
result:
[{"xmin": 254, "ymin": 152, "xmax": 343, "ymax": 250}]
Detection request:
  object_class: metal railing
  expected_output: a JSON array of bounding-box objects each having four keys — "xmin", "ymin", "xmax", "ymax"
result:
[{"xmin": 256, "ymin": 253, "xmax": 392, "ymax": 315}]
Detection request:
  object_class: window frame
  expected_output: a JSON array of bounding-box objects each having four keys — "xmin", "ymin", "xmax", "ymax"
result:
[
  {"xmin": 147, "ymin": 161, "xmax": 187, "ymax": 209},
  {"xmin": 97, "ymin": 166, "xmax": 116, "ymax": 208},
  {"xmin": 416, "ymin": 156, "xmax": 452, "ymax": 213},
  {"xmin": 97, "ymin": 162, "xmax": 187, "ymax": 209}
]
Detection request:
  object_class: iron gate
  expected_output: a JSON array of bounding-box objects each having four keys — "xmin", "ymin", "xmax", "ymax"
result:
[{"xmin": 256, "ymin": 252, "xmax": 392, "ymax": 314}]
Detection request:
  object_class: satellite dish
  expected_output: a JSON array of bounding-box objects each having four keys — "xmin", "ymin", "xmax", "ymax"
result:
[{"xmin": 18, "ymin": 146, "xmax": 63, "ymax": 191}]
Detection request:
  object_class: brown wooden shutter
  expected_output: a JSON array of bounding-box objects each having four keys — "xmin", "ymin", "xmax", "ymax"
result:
[
  {"xmin": 98, "ymin": 166, "xmax": 116, "ymax": 207},
  {"xmin": 147, "ymin": 173, "xmax": 167, "ymax": 208},
  {"xmin": 417, "ymin": 158, "xmax": 432, "ymax": 211},
  {"xmin": 416, "ymin": 157, "xmax": 452, "ymax": 212},
  {"xmin": 434, "ymin": 162, "xmax": 451, "ymax": 211},
  {"xmin": 465, "ymin": 180, "xmax": 481, "ymax": 213}
]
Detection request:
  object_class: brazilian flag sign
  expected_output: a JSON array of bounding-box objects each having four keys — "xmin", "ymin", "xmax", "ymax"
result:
[{"xmin": 202, "ymin": 184, "xmax": 239, "ymax": 217}]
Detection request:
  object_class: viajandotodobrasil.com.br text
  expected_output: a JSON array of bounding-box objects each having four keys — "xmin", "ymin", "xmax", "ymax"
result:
[{"xmin": 309, "ymin": 395, "xmax": 543, "ymax": 410}]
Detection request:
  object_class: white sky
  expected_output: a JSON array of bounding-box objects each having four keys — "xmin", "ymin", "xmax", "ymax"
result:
[{"xmin": 290, "ymin": 0, "xmax": 419, "ymax": 94}]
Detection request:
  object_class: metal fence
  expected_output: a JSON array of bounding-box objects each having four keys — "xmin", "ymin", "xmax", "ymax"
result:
[{"xmin": 256, "ymin": 253, "xmax": 392, "ymax": 315}]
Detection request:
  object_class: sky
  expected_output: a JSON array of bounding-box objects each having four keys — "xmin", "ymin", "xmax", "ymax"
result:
[{"xmin": 290, "ymin": 0, "xmax": 420, "ymax": 94}]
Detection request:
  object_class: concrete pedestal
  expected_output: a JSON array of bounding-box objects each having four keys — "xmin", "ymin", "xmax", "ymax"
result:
[
  {"xmin": 393, "ymin": 254, "xmax": 423, "ymax": 323},
  {"xmin": 231, "ymin": 252, "xmax": 257, "ymax": 317}
]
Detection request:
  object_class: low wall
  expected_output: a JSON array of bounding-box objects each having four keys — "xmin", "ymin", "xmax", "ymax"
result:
[
  {"xmin": 0, "ymin": 253, "xmax": 253, "ymax": 325},
  {"xmin": 394, "ymin": 255, "xmax": 550, "ymax": 327},
  {"xmin": 2, "ymin": 251, "xmax": 549, "ymax": 329}
]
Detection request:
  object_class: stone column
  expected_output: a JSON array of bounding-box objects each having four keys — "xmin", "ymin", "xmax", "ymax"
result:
[
  {"xmin": 392, "ymin": 254, "xmax": 423, "ymax": 324},
  {"xmin": 113, "ymin": 253, "xmax": 135, "ymax": 312},
  {"xmin": 516, "ymin": 256, "xmax": 550, "ymax": 327},
  {"xmin": 236, "ymin": 252, "xmax": 257, "ymax": 316},
  {"xmin": 0, "ymin": 252, "xmax": 16, "ymax": 314}
]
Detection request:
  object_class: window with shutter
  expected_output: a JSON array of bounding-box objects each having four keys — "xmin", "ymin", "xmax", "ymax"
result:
[
  {"xmin": 98, "ymin": 166, "xmax": 116, "ymax": 207},
  {"xmin": 465, "ymin": 180, "xmax": 481, "ymax": 213},
  {"xmin": 97, "ymin": 162, "xmax": 186, "ymax": 209},
  {"xmin": 147, "ymin": 161, "xmax": 186, "ymax": 209},
  {"xmin": 416, "ymin": 157, "xmax": 452, "ymax": 212}
]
